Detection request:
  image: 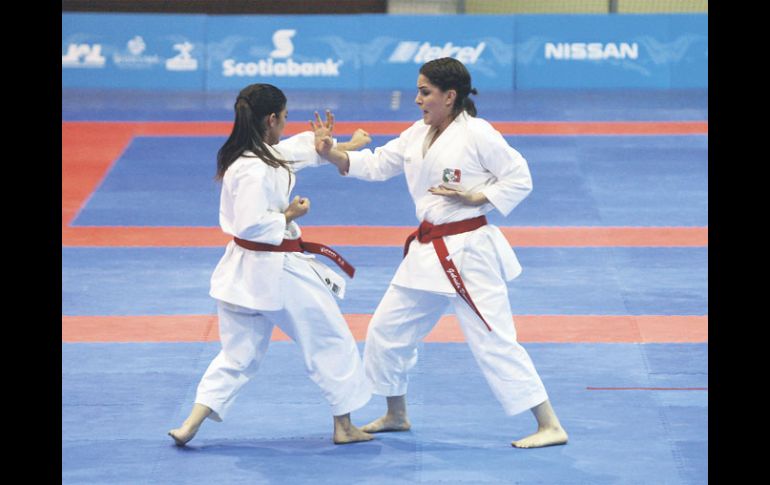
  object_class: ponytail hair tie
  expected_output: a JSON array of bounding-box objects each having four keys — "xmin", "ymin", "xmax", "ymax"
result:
[{"xmin": 469, "ymin": 88, "xmax": 478, "ymax": 96}]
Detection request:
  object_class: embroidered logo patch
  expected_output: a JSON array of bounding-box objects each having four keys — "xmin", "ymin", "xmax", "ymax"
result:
[{"xmin": 442, "ymin": 168, "xmax": 461, "ymax": 183}]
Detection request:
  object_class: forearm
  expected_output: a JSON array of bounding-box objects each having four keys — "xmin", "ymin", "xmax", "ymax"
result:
[
  {"xmin": 463, "ymin": 191, "xmax": 489, "ymax": 206},
  {"xmin": 323, "ymin": 147, "xmax": 351, "ymax": 175},
  {"xmin": 336, "ymin": 140, "xmax": 362, "ymax": 151}
]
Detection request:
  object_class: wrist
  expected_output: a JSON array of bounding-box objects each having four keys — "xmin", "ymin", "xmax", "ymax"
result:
[
  {"xmin": 337, "ymin": 151, "xmax": 350, "ymax": 175},
  {"xmin": 467, "ymin": 192, "xmax": 487, "ymax": 206}
]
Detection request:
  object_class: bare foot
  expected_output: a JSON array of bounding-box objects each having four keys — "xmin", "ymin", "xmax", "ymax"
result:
[
  {"xmin": 168, "ymin": 423, "xmax": 201, "ymax": 447},
  {"xmin": 333, "ymin": 425, "xmax": 374, "ymax": 445},
  {"xmin": 511, "ymin": 427, "xmax": 568, "ymax": 449},
  {"xmin": 360, "ymin": 415, "xmax": 411, "ymax": 433}
]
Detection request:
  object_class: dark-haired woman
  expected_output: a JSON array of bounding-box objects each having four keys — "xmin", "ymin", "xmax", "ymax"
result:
[
  {"xmin": 314, "ymin": 58, "xmax": 568, "ymax": 448},
  {"xmin": 169, "ymin": 83, "xmax": 374, "ymax": 446}
]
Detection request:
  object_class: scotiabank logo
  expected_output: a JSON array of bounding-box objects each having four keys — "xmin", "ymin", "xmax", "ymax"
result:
[
  {"xmin": 270, "ymin": 29, "xmax": 295, "ymax": 59},
  {"xmin": 222, "ymin": 29, "xmax": 343, "ymax": 77},
  {"xmin": 62, "ymin": 43, "xmax": 106, "ymax": 68},
  {"xmin": 388, "ymin": 41, "xmax": 486, "ymax": 64}
]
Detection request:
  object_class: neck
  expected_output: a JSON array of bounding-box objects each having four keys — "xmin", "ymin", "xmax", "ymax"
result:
[
  {"xmin": 435, "ymin": 110, "xmax": 462, "ymax": 133},
  {"xmin": 433, "ymin": 118, "xmax": 451, "ymax": 136}
]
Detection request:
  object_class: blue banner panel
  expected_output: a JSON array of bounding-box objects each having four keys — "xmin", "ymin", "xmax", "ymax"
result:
[
  {"xmin": 514, "ymin": 14, "xmax": 707, "ymax": 89},
  {"xmin": 206, "ymin": 15, "xmax": 364, "ymax": 90},
  {"xmin": 62, "ymin": 13, "xmax": 706, "ymax": 91},
  {"xmin": 667, "ymin": 15, "xmax": 708, "ymax": 88},
  {"xmin": 62, "ymin": 13, "xmax": 206, "ymax": 90},
  {"xmin": 357, "ymin": 14, "xmax": 515, "ymax": 90}
]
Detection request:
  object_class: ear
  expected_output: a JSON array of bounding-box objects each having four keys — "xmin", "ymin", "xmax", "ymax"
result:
[
  {"xmin": 445, "ymin": 89, "xmax": 457, "ymax": 107},
  {"xmin": 267, "ymin": 113, "xmax": 277, "ymax": 127}
]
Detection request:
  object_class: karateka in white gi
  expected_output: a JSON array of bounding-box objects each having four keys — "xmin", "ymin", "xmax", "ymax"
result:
[
  {"xmin": 314, "ymin": 58, "xmax": 568, "ymax": 448},
  {"xmin": 168, "ymin": 83, "xmax": 374, "ymax": 446}
]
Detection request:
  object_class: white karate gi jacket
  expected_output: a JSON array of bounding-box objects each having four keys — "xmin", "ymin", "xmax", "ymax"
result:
[
  {"xmin": 346, "ymin": 112, "xmax": 532, "ymax": 294},
  {"xmin": 209, "ymin": 131, "xmax": 329, "ymax": 311}
]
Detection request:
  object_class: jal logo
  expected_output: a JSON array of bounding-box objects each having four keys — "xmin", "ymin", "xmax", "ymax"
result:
[
  {"xmin": 389, "ymin": 41, "xmax": 486, "ymax": 64},
  {"xmin": 61, "ymin": 43, "xmax": 106, "ymax": 68}
]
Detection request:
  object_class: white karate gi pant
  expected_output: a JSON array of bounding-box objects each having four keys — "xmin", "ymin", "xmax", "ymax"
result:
[
  {"xmin": 195, "ymin": 254, "xmax": 372, "ymax": 422},
  {"xmin": 364, "ymin": 248, "xmax": 549, "ymax": 417}
]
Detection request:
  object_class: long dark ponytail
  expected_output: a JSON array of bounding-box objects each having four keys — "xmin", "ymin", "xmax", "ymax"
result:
[
  {"xmin": 216, "ymin": 83, "xmax": 291, "ymax": 181},
  {"xmin": 419, "ymin": 57, "xmax": 478, "ymax": 118}
]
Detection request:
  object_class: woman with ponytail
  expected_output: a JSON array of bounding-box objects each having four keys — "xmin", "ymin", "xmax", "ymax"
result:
[
  {"xmin": 314, "ymin": 58, "xmax": 568, "ymax": 448},
  {"xmin": 169, "ymin": 83, "xmax": 374, "ymax": 446}
]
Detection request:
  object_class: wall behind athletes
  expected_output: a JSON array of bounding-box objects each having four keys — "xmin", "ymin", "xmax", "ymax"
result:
[{"xmin": 61, "ymin": 13, "xmax": 707, "ymax": 90}]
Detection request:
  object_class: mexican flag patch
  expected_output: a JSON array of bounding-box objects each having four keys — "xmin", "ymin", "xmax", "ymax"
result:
[{"xmin": 442, "ymin": 168, "xmax": 461, "ymax": 184}]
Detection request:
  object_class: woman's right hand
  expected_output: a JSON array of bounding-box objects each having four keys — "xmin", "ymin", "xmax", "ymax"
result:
[{"xmin": 284, "ymin": 195, "xmax": 310, "ymax": 222}]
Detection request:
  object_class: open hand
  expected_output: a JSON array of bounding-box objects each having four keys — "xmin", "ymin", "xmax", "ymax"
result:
[
  {"xmin": 315, "ymin": 135, "xmax": 334, "ymax": 158},
  {"xmin": 428, "ymin": 184, "xmax": 488, "ymax": 206},
  {"xmin": 310, "ymin": 109, "xmax": 334, "ymax": 140}
]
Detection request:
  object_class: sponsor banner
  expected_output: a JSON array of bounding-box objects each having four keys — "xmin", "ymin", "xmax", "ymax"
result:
[
  {"xmin": 62, "ymin": 13, "xmax": 205, "ymax": 89},
  {"xmin": 514, "ymin": 14, "xmax": 707, "ymax": 88},
  {"xmin": 358, "ymin": 15, "xmax": 514, "ymax": 90},
  {"xmin": 206, "ymin": 15, "xmax": 364, "ymax": 90},
  {"xmin": 62, "ymin": 13, "xmax": 706, "ymax": 91}
]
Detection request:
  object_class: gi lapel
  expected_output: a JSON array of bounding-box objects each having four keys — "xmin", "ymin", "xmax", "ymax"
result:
[{"xmin": 421, "ymin": 114, "xmax": 465, "ymax": 189}]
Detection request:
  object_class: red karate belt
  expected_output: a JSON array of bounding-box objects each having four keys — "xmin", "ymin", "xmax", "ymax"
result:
[
  {"xmin": 403, "ymin": 215, "xmax": 492, "ymax": 332},
  {"xmin": 233, "ymin": 237, "xmax": 355, "ymax": 278}
]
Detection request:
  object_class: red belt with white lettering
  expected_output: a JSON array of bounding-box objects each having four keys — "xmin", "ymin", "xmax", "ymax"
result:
[
  {"xmin": 403, "ymin": 215, "xmax": 492, "ymax": 332},
  {"xmin": 233, "ymin": 237, "xmax": 355, "ymax": 278}
]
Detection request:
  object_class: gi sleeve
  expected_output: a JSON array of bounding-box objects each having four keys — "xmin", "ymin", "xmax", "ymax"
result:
[
  {"xmin": 475, "ymin": 120, "xmax": 533, "ymax": 217},
  {"xmin": 229, "ymin": 163, "xmax": 286, "ymax": 245},
  {"xmin": 346, "ymin": 126, "xmax": 416, "ymax": 181},
  {"xmin": 275, "ymin": 131, "xmax": 331, "ymax": 173}
]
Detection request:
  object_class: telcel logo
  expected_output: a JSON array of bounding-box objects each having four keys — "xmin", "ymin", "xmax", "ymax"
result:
[
  {"xmin": 388, "ymin": 41, "xmax": 486, "ymax": 64},
  {"xmin": 62, "ymin": 44, "xmax": 106, "ymax": 68},
  {"xmin": 222, "ymin": 29, "xmax": 343, "ymax": 78}
]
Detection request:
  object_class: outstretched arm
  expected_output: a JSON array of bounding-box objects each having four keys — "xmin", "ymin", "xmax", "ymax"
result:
[
  {"xmin": 319, "ymin": 128, "xmax": 372, "ymax": 174},
  {"xmin": 336, "ymin": 128, "xmax": 371, "ymax": 151},
  {"xmin": 316, "ymin": 135, "xmax": 351, "ymax": 175},
  {"xmin": 310, "ymin": 110, "xmax": 371, "ymax": 175}
]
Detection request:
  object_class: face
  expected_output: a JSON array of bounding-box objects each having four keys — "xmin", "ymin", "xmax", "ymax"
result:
[
  {"xmin": 265, "ymin": 107, "xmax": 288, "ymax": 145},
  {"xmin": 415, "ymin": 74, "xmax": 455, "ymax": 130}
]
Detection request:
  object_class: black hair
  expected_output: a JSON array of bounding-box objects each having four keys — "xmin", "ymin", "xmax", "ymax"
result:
[
  {"xmin": 419, "ymin": 57, "xmax": 478, "ymax": 117},
  {"xmin": 216, "ymin": 83, "xmax": 291, "ymax": 181}
]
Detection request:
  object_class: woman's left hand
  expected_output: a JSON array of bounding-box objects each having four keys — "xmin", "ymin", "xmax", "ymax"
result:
[
  {"xmin": 310, "ymin": 109, "xmax": 334, "ymax": 141},
  {"xmin": 428, "ymin": 184, "xmax": 488, "ymax": 206}
]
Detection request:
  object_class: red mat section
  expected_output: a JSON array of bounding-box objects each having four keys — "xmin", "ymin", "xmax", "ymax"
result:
[{"xmin": 61, "ymin": 314, "xmax": 707, "ymax": 343}]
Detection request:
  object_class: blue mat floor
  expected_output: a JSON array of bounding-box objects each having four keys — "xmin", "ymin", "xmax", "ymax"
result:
[{"xmin": 62, "ymin": 342, "xmax": 707, "ymax": 485}]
